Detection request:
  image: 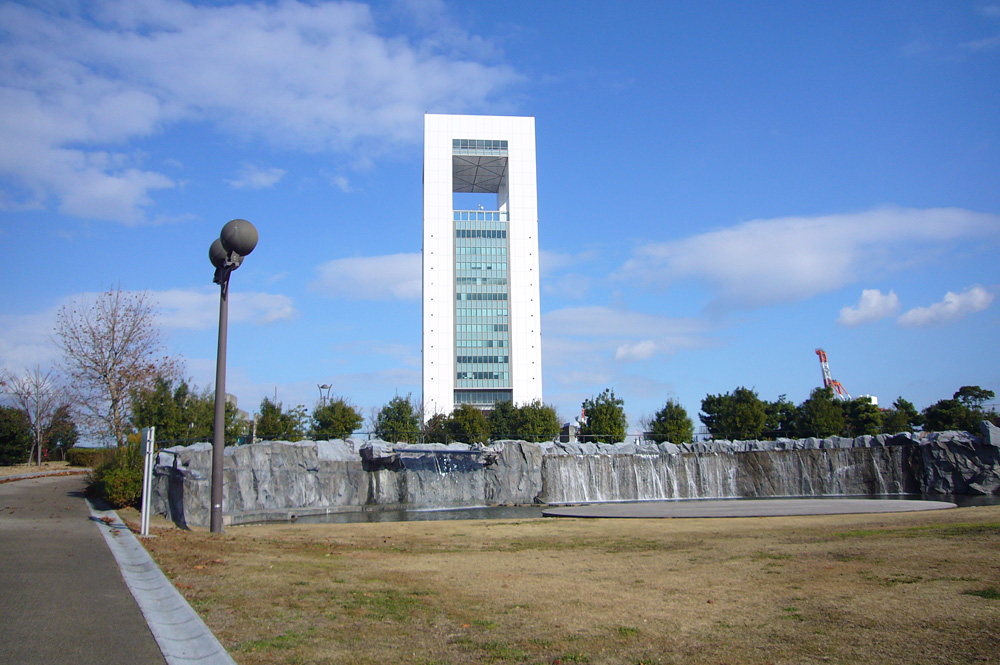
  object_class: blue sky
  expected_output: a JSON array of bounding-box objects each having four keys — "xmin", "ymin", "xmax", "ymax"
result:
[{"xmin": 1, "ymin": 0, "xmax": 998, "ymax": 432}]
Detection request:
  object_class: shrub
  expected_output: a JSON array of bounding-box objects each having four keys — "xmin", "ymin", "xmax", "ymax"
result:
[
  {"xmin": 0, "ymin": 406, "xmax": 32, "ymax": 466},
  {"xmin": 88, "ymin": 443, "xmax": 143, "ymax": 509},
  {"xmin": 66, "ymin": 447, "xmax": 115, "ymax": 468}
]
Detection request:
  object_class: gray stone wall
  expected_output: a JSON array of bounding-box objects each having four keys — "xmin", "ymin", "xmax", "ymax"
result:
[
  {"xmin": 153, "ymin": 422, "xmax": 1000, "ymax": 528},
  {"xmin": 152, "ymin": 440, "xmax": 544, "ymax": 527}
]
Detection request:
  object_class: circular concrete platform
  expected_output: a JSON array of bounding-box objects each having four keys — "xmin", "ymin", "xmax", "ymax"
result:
[{"xmin": 541, "ymin": 498, "xmax": 957, "ymax": 519}]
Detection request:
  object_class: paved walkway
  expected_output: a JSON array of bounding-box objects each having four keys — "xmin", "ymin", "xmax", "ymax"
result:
[
  {"xmin": 0, "ymin": 474, "xmax": 166, "ymax": 664},
  {"xmin": 0, "ymin": 474, "xmax": 234, "ymax": 665},
  {"xmin": 541, "ymin": 497, "xmax": 957, "ymax": 519}
]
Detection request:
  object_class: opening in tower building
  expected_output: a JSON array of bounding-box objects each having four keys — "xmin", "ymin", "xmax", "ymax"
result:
[{"xmin": 422, "ymin": 114, "xmax": 542, "ymax": 418}]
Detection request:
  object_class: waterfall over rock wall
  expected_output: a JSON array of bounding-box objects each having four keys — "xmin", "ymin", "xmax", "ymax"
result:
[
  {"xmin": 537, "ymin": 447, "xmax": 916, "ymax": 504},
  {"xmin": 152, "ymin": 422, "xmax": 998, "ymax": 527}
]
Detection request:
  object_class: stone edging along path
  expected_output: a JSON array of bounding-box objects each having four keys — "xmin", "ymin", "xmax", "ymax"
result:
[{"xmin": 85, "ymin": 498, "xmax": 237, "ymax": 665}]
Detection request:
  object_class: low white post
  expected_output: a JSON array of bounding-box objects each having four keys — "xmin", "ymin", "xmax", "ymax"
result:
[{"xmin": 140, "ymin": 426, "xmax": 156, "ymax": 536}]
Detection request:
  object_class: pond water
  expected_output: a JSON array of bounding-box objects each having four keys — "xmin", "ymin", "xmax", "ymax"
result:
[
  {"xmin": 292, "ymin": 505, "xmax": 545, "ymax": 524},
  {"xmin": 274, "ymin": 493, "xmax": 999, "ymax": 525}
]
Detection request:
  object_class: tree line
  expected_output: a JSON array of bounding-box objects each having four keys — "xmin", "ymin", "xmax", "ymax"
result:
[
  {"xmin": 634, "ymin": 385, "xmax": 998, "ymax": 444},
  {"xmin": 2, "ymin": 286, "xmax": 998, "ymax": 466},
  {"xmin": 209, "ymin": 393, "xmax": 562, "ymax": 446},
  {"xmin": 0, "ymin": 367, "xmax": 77, "ymax": 466}
]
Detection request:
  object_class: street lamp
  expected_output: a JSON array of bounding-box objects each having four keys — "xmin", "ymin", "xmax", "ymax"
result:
[
  {"xmin": 318, "ymin": 383, "xmax": 332, "ymax": 408},
  {"xmin": 208, "ymin": 218, "xmax": 258, "ymax": 534}
]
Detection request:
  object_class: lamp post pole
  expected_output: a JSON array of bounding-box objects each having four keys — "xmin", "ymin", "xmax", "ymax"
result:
[
  {"xmin": 210, "ymin": 272, "xmax": 229, "ymax": 534},
  {"xmin": 318, "ymin": 383, "xmax": 331, "ymax": 408},
  {"xmin": 209, "ymin": 219, "xmax": 258, "ymax": 534}
]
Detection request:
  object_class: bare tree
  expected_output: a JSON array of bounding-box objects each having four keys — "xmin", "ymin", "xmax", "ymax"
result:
[
  {"xmin": 2, "ymin": 367, "xmax": 61, "ymax": 465},
  {"xmin": 54, "ymin": 288, "xmax": 179, "ymax": 447}
]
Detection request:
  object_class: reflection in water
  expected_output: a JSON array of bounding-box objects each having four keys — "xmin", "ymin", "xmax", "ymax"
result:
[
  {"xmin": 276, "ymin": 493, "xmax": 998, "ymax": 526},
  {"xmin": 294, "ymin": 505, "xmax": 545, "ymax": 524}
]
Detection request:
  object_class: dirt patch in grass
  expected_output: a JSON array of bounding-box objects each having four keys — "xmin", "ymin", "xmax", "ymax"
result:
[{"xmin": 139, "ymin": 505, "xmax": 1000, "ymax": 665}]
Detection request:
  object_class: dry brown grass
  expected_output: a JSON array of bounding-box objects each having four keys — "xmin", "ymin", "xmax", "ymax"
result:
[
  {"xmin": 0, "ymin": 460, "xmax": 73, "ymax": 478},
  {"xmin": 137, "ymin": 505, "xmax": 1000, "ymax": 665}
]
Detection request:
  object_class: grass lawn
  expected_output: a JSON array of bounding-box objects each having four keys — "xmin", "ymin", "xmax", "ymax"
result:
[{"xmin": 135, "ymin": 504, "xmax": 1000, "ymax": 665}]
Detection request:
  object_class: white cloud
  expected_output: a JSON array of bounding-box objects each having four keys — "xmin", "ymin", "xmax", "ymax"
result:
[
  {"xmin": 155, "ymin": 288, "xmax": 298, "ymax": 330},
  {"xmin": 330, "ymin": 175, "xmax": 353, "ymax": 193},
  {"xmin": 332, "ymin": 340, "xmax": 420, "ymax": 368},
  {"xmin": 837, "ymin": 289, "xmax": 900, "ymax": 327},
  {"xmin": 540, "ymin": 248, "xmax": 599, "ymax": 300},
  {"xmin": 311, "ymin": 253, "xmax": 421, "ymax": 301},
  {"xmin": 543, "ymin": 274, "xmax": 592, "ymax": 300},
  {"xmin": 226, "ymin": 163, "xmax": 286, "ymax": 189},
  {"xmin": 0, "ymin": 308, "xmax": 62, "ymax": 371},
  {"xmin": 0, "ymin": 286, "xmax": 296, "ymax": 380},
  {"xmin": 0, "ymin": 1, "xmax": 519, "ymax": 223},
  {"xmin": 543, "ymin": 306, "xmax": 711, "ymax": 366},
  {"xmin": 615, "ymin": 340, "xmax": 658, "ymax": 362},
  {"xmin": 897, "ymin": 286, "xmax": 994, "ymax": 327},
  {"xmin": 961, "ymin": 34, "xmax": 1000, "ymax": 51},
  {"xmin": 617, "ymin": 207, "xmax": 1000, "ymax": 309},
  {"xmin": 539, "ymin": 249, "xmax": 597, "ymax": 275},
  {"xmin": 545, "ymin": 306, "xmax": 705, "ymax": 338}
]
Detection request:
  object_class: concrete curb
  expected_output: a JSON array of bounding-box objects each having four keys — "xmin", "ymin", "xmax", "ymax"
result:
[{"xmin": 86, "ymin": 499, "xmax": 236, "ymax": 665}]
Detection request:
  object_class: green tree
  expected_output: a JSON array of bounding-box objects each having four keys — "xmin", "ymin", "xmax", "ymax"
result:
[
  {"xmin": 131, "ymin": 376, "xmax": 185, "ymax": 440},
  {"xmin": 796, "ymin": 387, "xmax": 846, "ymax": 438},
  {"xmin": 487, "ymin": 400, "xmax": 519, "ymax": 440},
  {"xmin": 44, "ymin": 404, "xmax": 79, "ymax": 460},
  {"xmin": 0, "ymin": 406, "xmax": 32, "ymax": 466},
  {"xmin": 698, "ymin": 393, "xmax": 724, "ymax": 436},
  {"xmin": 581, "ymin": 388, "xmax": 627, "ymax": 443},
  {"xmin": 764, "ymin": 395, "xmax": 799, "ymax": 439},
  {"xmin": 513, "ymin": 400, "xmax": 561, "ymax": 443},
  {"xmin": 312, "ymin": 398, "xmax": 363, "ymax": 440},
  {"xmin": 882, "ymin": 396, "xmax": 922, "ymax": 434},
  {"xmin": 921, "ymin": 387, "xmax": 998, "ymax": 433},
  {"xmin": 880, "ymin": 409, "xmax": 909, "ymax": 435},
  {"xmin": 374, "ymin": 394, "xmax": 420, "ymax": 443},
  {"xmin": 922, "ymin": 398, "xmax": 969, "ymax": 432},
  {"xmin": 132, "ymin": 377, "xmax": 243, "ymax": 445},
  {"xmin": 843, "ymin": 398, "xmax": 883, "ymax": 437},
  {"xmin": 700, "ymin": 387, "xmax": 766, "ymax": 440},
  {"xmin": 3, "ymin": 367, "xmax": 62, "ymax": 465},
  {"xmin": 256, "ymin": 397, "xmax": 306, "ymax": 442},
  {"xmin": 953, "ymin": 386, "xmax": 996, "ymax": 430},
  {"xmin": 954, "ymin": 386, "xmax": 995, "ymax": 410},
  {"xmin": 446, "ymin": 404, "xmax": 490, "ymax": 444},
  {"xmin": 423, "ymin": 413, "xmax": 449, "ymax": 443},
  {"xmin": 895, "ymin": 397, "xmax": 921, "ymax": 430},
  {"xmin": 647, "ymin": 399, "xmax": 693, "ymax": 444}
]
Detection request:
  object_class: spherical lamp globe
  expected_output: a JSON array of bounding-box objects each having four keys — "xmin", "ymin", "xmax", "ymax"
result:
[
  {"xmin": 209, "ymin": 238, "xmax": 228, "ymax": 268},
  {"xmin": 220, "ymin": 219, "xmax": 258, "ymax": 257}
]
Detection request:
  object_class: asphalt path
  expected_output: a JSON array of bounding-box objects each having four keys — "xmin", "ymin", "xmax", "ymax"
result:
[
  {"xmin": 0, "ymin": 474, "xmax": 167, "ymax": 665},
  {"xmin": 541, "ymin": 497, "xmax": 957, "ymax": 519}
]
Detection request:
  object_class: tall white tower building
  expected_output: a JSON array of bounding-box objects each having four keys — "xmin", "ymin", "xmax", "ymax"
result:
[{"xmin": 423, "ymin": 114, "xmax": 542, "ymax": 417}]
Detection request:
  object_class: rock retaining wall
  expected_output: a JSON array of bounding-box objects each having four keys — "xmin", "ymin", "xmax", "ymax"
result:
[{"xmin": 153, "ymin": 422, "xmax": 1000, "ymax": 527}]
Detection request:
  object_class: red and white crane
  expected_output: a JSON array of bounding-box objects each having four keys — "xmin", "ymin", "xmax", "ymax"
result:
[{"xmin": 815, "ymin": 348, "xmax": 851, "ymax": 400}]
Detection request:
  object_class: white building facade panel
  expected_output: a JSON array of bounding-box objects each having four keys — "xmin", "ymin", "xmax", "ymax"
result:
[{"xmin": 422, "ymin": 114, "xmax": 542, "ymax": 418}]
